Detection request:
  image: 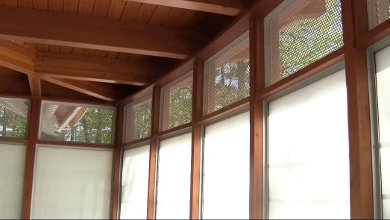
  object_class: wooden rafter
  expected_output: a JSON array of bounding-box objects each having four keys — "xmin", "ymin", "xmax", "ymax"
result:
[
  {"xmin": 125, "ymin": 0, "xmax": 250, "ymax": 16},
  {"xmin": 0, "ymin": 40, "xmax": 117, "ymax": 101},
  {"xmin": 36, "ymin": 53, "xmax": 159, "ymax": 86},
  {"xmin": 0, "ymin": 6, "xmax": 202, "ymax": 59}
]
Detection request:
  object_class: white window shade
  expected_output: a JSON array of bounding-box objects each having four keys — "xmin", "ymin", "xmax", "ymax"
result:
[
  {"xmin": 120, "ymin": 145, "xmax": 150, "ymax": 219},
  {"xmin": 31, "ymin": 146, "xmax": 113, "ymax": 219},
  {"xmin": 202, "ymin": 111, "xmax": 250, "ymax": 219},
  {"xmin": 156, "ymin": 133, "xmax": 192, "ymax": 219},
  {"xmin": 375, "ymin": 45, "xmax": 390, "ymax": 218},
  {"xmin": 267, "ymin": 69, "xmax": 350, "ymax": 219},
  {"xmin": 0, "ymin": 144, "xmax": 26, "ymax": 219}
]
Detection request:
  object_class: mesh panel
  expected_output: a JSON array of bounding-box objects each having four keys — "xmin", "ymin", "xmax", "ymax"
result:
[
  {"xmin": 204, "ymin": 33, "xmax": 250, "ymax": 114},
  {"xmin": 161, "ymin": 74, "xmax": 193, "ymax": 131},
  {"xmin": 367, "ymin": 0, "xmax": 390, "ymax": 28},
  {"xmin": 0, "ymin": 98, "xmax": 29, "ymax": 139},
  {"xmin": 124, "ymin": 97, "xmax": 152, "ymax": 143},
  {"xmin": 266, "ymin": 0, "xmax": 344, "ymax": 86},
  {"xmin": 40, "ymin": 101, "xmax": 114, "ymax": 144}
]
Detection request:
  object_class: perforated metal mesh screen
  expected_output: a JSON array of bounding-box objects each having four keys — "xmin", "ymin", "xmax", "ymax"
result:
[
  {"xmin": 204, "ymin": 33, "xmax": 250, "ymax": 114},
  {"xmin": 124, "ymin": 97, "xmax": 152, "ymax": 143},
  {"xmin": 0, "ymin": 98, "xmax": 29, "ymax": 139},
  {"xmin": 368, "ymin": 0, "xmax": 390, "ymax": 28},
  {"xmin": 40, "ymin": 101, "xmax": 114, "ymax": 144},
  {"xmin": 161, "ymin": 74, "xmax": 193, "ymax": 131},
  {"xmin": 266, "ymin": 0, "xmax": 344, "ymax": 86}
]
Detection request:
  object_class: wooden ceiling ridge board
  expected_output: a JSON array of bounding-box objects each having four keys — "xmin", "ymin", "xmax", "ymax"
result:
[
  {"xmin": 0, "ymin": 40, "xmax": 116, "ymax": 101},
  {"xmin": 0, "ymin": 5, "xmax": 202, "ymax": 59},
  {"xmin": 125, "ymin": 0, "xmax": 251, "ymax": 16}
]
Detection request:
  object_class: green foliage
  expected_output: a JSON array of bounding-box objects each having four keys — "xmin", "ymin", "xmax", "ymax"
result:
[
  {"xmin": 277, "ymin": 0, "xmax": 343, "ymax": 79},
  {"xmin": 168, "ymin": 87, "xmax": 192, "ymax": 128},
  {"xmin": 212, "ymin": 59, "xmax": 250, "ymax": 111},
  {"xmin": 0, "ymin": 107, "xmax": 28, "ymax": 139},
  {"xmin": 66, "ymin": 108, "xmax": 113, "ymax": 144},
  {"xmin": 134, "ymin": 102, "xmax": 152, "ymax": 139}
]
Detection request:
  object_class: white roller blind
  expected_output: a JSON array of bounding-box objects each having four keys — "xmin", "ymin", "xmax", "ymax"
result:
[
  {"xmin": 156, "ymin": 133, "xmax": 192, "ymax": 219},
  {"xmin": 120, "ymin": 145, "xmax": 150, "ymax": 219},
  {"xmin": 0, "ymin": 144, "xmax": 26, "ymax": 219},
  {"xmin": 202, "ymin": 111, "xmax": 250, "ymax": 219},
  {"xmin": 375, "ymin": 45, "xmax": 390, "ymax": 219},
  {"xmin": 267, "ymin": 69, "xmax": 350, "ymax": 219},
  {"xmin": 31, "ymin": 146, "xmax": 113, "ymax": 219}
]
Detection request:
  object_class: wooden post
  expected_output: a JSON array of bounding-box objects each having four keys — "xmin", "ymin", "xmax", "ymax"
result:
[
  {"xmin": 341, "ymin": 0, "xmax": 374, "ymax": 218},
  {"xmin": 22, "ymin": 98, "xmax": 41, "ymax": 219}
]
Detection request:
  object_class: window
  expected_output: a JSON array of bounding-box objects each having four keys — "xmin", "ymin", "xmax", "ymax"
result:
[
  {"xmin": 266, "ymin": 69, "xmax": 350, "ymax": 218},
  {"xmin": 0, "ymin": 98, "xmax": 29, "ymax": 139},
  {"xmin": 31, "ymin": 146, "xmax": 113, "ymax": 219},
  {"xmin": 124, "ymin": 96, "xmax": 152, "ymax": 143},
  {"xmin": 40, "ymin": 101, "xmax": 114, "ymax": 144},
  {"xmin": 265, "ymin": 0, "xmax": 344, "ymax": 86},
  {"xmin": 120, "ymin": 145, "xmax": 150, "ymax": 219},
  {"xmin": 161, "ymin": 73, "xmax": 193, "ymax": 131},
  {"xmin": 374, "ymin": 45, "xmax": 390, "ymax": 218},
  {"xmin": 0, "ymin": 144, "xmax": 26, "ymax": 219},
  {"xmin": 202, "ymin": 111, "xmax": 250, "ymax": 219},
  {"xmin": 204, "ymin": 32, "xmax": 250, "ymax": 114},
  {"xmin": 367, "ymin": 0, "xmax": 390, "ymax": 29},
  {"xmin": 155, "ymin": 133, "xmax": 192, "ymax": 219}
]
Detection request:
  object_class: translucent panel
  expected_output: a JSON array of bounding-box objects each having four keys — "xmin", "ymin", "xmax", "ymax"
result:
[
  {"xmin": 161, "ymin": 74, "xmax": 192, "ymax": 131},
  {"xmin": 0, "ymin": 144, "xmax": 26, "ymax": 219},
  {"xmin": 376, "ymin": 45, "xmax": 390, "ymax": 144},
  {"xmin": 384, "ymin": 198, "xmax": 390, "ymax": 219},
  {"xmin": 0, "ymin": 98, "xmax": 29, "ymax": 139},
  {"xmin": 124, "ymin": 97, "xmax": 152, "ymax": 143},
  {"xmin": 40, "ymin": 101, "xmax": 114, "ymax": 144},
  {"xmin": 265, "ymin": 0, "xmax": 343, "ymax": 85},
  {"xmin": 367, "ymin": 0, "xmax": 390, "ymax": 29},
  {"xmin": 120, "ymin": 145, "xmax": 150, "ymax": 219},
  {"xmin": 381, "ymin": 148, "xmax": 390, "ymax": 195},
  {"xmin": 156, "ymin": 133, "xmax": 192, "ymax": 219},
  {"xmin": 202, "ymin": 111, "xmax": 250, "ymax": 219},
  {"xmin": 204, "ymin": 33, "xmax": 250, "ymax": 114},
  {"xmin": 267, "ymin": 69, "xmax": 350, "ymax": 219},
  {"xmin": 32, "ymin": 146, "xmax": 113, "ymax": 219}
]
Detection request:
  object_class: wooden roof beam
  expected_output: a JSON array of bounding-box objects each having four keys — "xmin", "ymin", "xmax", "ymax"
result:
[
  {"xmin": 0, "ymin": 40, "xmax": 117, "ymax": 101},
  {"xmin": 36, "ymin": 53, "xmax": 160, "ymax": 86},
  {"xmin": 126, "ymin": 0, "xmax": 251, "ymax": 16},
  {"xmin": 0, "ymin": 6, "xmax": 200, "ymax": 59}
]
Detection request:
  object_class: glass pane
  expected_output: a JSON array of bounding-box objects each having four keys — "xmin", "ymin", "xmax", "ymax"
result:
[
  {"xmin": 120, "ymin": 145, "xmax": 150, "ymax": 219},
  {"xmin": 266, "ymin": 0, "xmax": 343, "ymax": 85},
  {"xmin": 267, "ymin": 69, "xmax": 350, "ymax": 219},
  {"xmin": 202, "ymin": 111, "xmax": 250, "ymax": 219},
  {"xmin": 40, "ymin": 102, "xmax": 114, "ymax": 144},
  {"xmin": 204, "ymin": 33, "xmax": 250, "ymax": 114},
  {"xmin": 124, "ymin": 98, "xmax": 152, "ymax": 143},
  {"xmin": 161, "ymin": 75, "xmax": 192, "ymax": 131},
  {"xmin": 0, "ymin": 98, "xmax": 29, "ymax": 139},
  {"xmin": 32, "ymin": 146, "xmax": 113, "ymax": 219},
  {"xmin": 156, "ymin": 133, "xmax": 192, "ymax": 219},
  {"xmin": 0, "ymin": 144, "xmax": 26, "ymax": 219}
]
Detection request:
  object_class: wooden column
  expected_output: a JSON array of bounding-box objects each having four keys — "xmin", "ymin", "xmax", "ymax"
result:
[
  {"xmin": 22, "ymin": 98, "xmax": 41, "ymax": 219},
  {"xmin": 147, "ymin": 86, "xmax": 161, "ymax": 219},
  {"xmin": 111, "ymin": 105, "xmax": 124, "ymax": 219},
  {"xmin": 249, "ymin": 16, "xmax": 265, "ymax": 219},
  {"xmin": 341, "ymin": 0, "xmax": 374, "ymax": 218},
  {"xmin": 190, "ymin": 59, "xmax": 204, "ymax": 219}
]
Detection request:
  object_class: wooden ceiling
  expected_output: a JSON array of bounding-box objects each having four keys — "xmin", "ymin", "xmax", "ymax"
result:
[{"xmin": 0, "ymin": 0, "xmax": 254, "ymax": 102}]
